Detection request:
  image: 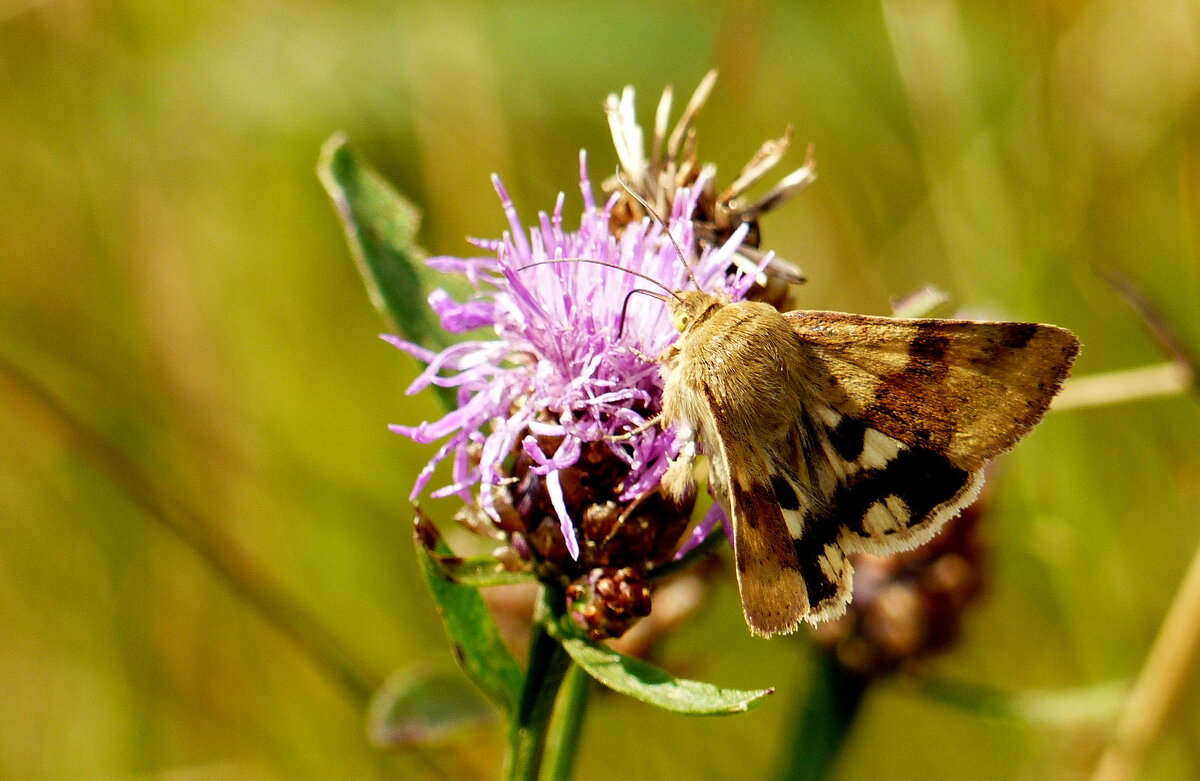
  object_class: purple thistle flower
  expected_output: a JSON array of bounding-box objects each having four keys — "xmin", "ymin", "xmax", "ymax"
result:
[{"xmin": 387, "ymin": 153, "xmax": 762, "ymax": 561}]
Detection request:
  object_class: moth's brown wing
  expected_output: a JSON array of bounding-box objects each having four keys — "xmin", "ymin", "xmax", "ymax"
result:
[
  {"xmin": 768, "ymin": 310, "xmax": 1076, "ymax": 563},
  {"xmin": 769, "ymin": 405, "xmax": 986, "ymax": 561},
  {"xmin": 783, "ymin": 311, "xmax": 1080, "ymax": 470},
  {"xmin": 703, "ymin": 412, "xmax": 814, "ymax": 637}
]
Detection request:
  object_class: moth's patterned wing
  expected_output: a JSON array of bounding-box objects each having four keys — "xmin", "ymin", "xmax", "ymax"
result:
[
  {"xmin": 760, "ymin": 441, "xmax": 858, "ymax": 624},
  {"xmin": 743, "ymin": 403, "xmax": 984, "ymax": 627},
  {"xmin": 667, "ymin": 305, "xmax": 1078, "ymax": 636},
  {"xmin": 758, "ymin": 311, "xmax": 1076, "ymax": 624},
  {"xmin": 699, "ymin": 397, "xmax": 814, "ymax": 637},
  {"xmin": 783, "ymin": 311, "xmax": 1080, "ymax": 470},
  {"xmin": 773, "ymin": 406, "xmax": 986, "ymax": 559},
  {"xmin": 751, "ymin": 404, "xmax": 979, "ymax": 625}
]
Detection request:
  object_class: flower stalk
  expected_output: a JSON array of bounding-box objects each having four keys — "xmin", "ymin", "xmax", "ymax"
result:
[
  {"xmin": 504, "ymin": 588, "xmax": 573, "ymax": 781},
  {"xmin": 776, "ymin": 650, "xmax": 869, "ymax": 781},
  {"xmin": 502, "ymin": 588, "xmax": 595, "ymax": 781},
  {"xmin": 542, "ymin": 661, "xmax": 592, "ymax": 781}
]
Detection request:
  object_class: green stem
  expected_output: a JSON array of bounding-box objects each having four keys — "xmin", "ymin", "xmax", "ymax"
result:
[
  {"xmin": 541, "ymin": 662, "xmax": 591, "ymax": 781},
  {"xmin": 776, "ymin": 650, "xmax": 870, "ymax": 781},
  {"xmin": 505, "ymin": 589, "xmax": 573, "ymax": 781}
]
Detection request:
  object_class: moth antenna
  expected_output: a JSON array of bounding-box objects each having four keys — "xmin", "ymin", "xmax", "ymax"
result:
[
  {"xmin": 516, "ymin": 259, "xmax": 675, "ymax": 347},
  {"xmin": 616, "ymin": 288, "xmax": 670, "ymax": 341},
  {"xmin": 516, "ymin": 258, "xmax": 683, "ymax": 303},
  {"xmin": 614, "ymin": 170, "xmax": 703, "ymax": 292}
]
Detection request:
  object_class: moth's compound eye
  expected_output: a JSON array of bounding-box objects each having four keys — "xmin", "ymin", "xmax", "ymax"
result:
[{"xmin": 673, "ymin": 311, "xmax": 690, "ymax": 332}]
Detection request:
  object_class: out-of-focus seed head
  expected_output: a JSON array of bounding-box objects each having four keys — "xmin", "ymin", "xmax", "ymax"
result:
[{"xmin": 810, "ymin": 504, "xmax": 987, "ymax": 678}]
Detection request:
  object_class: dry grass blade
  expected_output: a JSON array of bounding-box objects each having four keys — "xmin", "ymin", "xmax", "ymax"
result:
[{"xmin": 1087, "ymin": 270, "xmax": 1200, "ymax": 781}]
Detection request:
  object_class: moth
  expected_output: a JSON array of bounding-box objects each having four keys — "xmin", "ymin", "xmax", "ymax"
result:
[{"xmin": 652, "ymin": 289, "xmax": 1080, "ymax": 637}]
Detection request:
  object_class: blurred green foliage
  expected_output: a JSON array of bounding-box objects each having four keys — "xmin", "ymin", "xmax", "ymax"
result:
[{"xmin": 1, "ymin": 1, "xmax": 1198, "ymax": 779}]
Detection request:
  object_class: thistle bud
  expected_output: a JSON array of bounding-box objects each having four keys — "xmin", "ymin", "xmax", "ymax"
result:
[{"xmin": 567, "ymin": 567, "xmax": 653, "ymax": 641}]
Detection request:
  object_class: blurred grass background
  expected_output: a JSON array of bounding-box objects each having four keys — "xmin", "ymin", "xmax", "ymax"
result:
[{"xmin": 1, "ymin": 0, "xmax": 1198, "ymax": 779}]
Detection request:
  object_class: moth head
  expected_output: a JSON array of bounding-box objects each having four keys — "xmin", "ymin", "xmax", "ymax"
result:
[{"xmin": 669, "ymin": 290, "xmax": 724, "ymax": 333}]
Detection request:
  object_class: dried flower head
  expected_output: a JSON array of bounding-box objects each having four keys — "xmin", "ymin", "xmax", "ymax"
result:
[{"xmin": 603, "ymin": 70, "xmax": 814, "ymax": 306}]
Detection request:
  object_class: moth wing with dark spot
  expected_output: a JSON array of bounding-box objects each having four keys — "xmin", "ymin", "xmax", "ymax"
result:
[
  {"xmin": 778, "ymin": 405, "xmax": 986, "ymax": 560},
  {"xmin": 764, "ymin": 458, "xmax": 856, "ymax": 624},
  {"xmin": 783, "ymin": 311, "xmax": 1080, "ymax": 470},
  {"xmin": 701, "ymin": 402, "xmax": 813, "ymax": 637},
  {"xmin": 772, "ymin": 310, "xmax": 1076, "ymax": 562}
]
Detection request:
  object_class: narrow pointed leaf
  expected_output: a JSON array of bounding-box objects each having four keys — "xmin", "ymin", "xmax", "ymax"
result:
[
  {"xmin": 914, "ymin": 676, "xmax": 1129, "ymax": 726},
  {"xmin": 368, "ymin": 666, "xmax": 497, "ymax": 748},
  {"xmin": 414, "ymin": 513, "xmax": 535, "ymax": 587},
  {"xmin": 430, "ymin": 555, "xmax": 537, "ymax": 588},
  {"xmin": 318, "ymin": 133, "xmax": 444, "ymax": 349},
  {"xmin": 413, "ymin": 511, "xmax": 522, "ymax": 716},
  {"xmin": 548, "ymin": 618, "xmax": 772, "ymax": 715}
]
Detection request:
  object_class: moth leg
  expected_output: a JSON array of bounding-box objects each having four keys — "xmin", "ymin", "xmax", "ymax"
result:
[
  {"xmin": 627, "ymin": 343, "xmax": 678, "ymax": 364},
  {"xmin": 626, "ymin": 345, "xmax": 657, "ymax": 363},
  {"xmin": 662, "ymin": 423, "xmax": 697, "ymax": 499},
  {"xmin": 606, "ymin": 414, "xmax": 662, "ymax": 442}
]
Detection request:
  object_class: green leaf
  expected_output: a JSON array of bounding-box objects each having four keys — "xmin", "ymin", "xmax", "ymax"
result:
[
  {"xmin": 317, "ymin": 133, "xmax": 443, "ymax": 349},
  {"xmin": 414, "ymin": 513, "xmax": 534, "ymax": 587},
  {"xmin": 447, "ymin": 559, "xmax": 536, "ymax": 587},
  {"xmin": 431, "ymin": 555, "xmax": 536, "ymax": 587},
  {"xmin": 416, "ymin": 534, "xmax": 537, "ymax": 587},
  {"xmin": 367, "ymin": 666, "xmax": 498, "ymax": 748},
  {"xmin": 913, "ymin": 676, "xmax": 1130, "ymax": 726},
  {"xmin": 413, "ymin": 510, "xmax": 523, "ymax": 717},
  {"xmin": 547, "ymin": 616, "xmax": 772, "ymax": 715}
]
